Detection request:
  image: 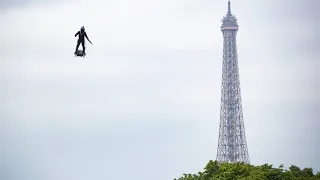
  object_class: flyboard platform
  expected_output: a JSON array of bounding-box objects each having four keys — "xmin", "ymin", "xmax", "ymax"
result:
[{"xmin": 74, "ymin": 50, "xmax": 86, "ymax": 57}]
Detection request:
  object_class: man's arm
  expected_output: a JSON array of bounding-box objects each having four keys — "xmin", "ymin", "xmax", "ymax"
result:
[
  {"xmin": 75, "ymin": 31, "xmax": 79, "ymax": 37},
  {"xmin": 85, "ymin": 32, "xmax": 92, "ymax": 44}
]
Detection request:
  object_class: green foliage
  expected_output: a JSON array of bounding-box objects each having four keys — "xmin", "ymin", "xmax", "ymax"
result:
[{"xmin": 174, "ymin": 161, "xmax": 320, "ymax": 180}]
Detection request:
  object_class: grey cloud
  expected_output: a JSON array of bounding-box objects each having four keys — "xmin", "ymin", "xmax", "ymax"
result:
[
  {"xmin": 0, "ymin": 0, "xmax": 29, "ymax": 8},
  {"xmin": 0, "ymin": 0, "xmax": 70, "ymax": 11}
]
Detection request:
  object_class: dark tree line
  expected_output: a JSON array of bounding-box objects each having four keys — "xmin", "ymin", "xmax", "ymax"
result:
[{"xmin": 175, "ymin": 160, "xmax": 320, "ymax": 180}]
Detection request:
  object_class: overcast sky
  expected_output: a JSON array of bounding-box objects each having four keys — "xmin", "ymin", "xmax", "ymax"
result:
[{"xmin": 0, "ymin": 0, "xmax": 319, "ymax": 179}]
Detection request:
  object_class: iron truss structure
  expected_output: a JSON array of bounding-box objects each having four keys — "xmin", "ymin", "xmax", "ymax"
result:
[{"xmin": 216, "ymin": 1, "xmax": 250, "ymax": 164}]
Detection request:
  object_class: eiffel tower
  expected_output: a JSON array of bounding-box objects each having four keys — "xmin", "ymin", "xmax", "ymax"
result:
[{"xmin": 216, "ymin": 1, "xmax": 250, "ymax": 163}]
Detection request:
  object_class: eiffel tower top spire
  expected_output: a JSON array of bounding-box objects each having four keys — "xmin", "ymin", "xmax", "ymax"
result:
[{"xmin": 221, "ymin": 0, "xmax": 238, "ymax": 30}]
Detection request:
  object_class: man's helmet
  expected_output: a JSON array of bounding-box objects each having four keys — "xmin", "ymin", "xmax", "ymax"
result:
[{"xmin": 81, "ymin": 26, "xmax": 85, "ymax": 31}]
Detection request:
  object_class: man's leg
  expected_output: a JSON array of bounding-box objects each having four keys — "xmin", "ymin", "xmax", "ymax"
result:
[
  {"xmin": 81, "ymin": 41, "xmax": 86, "ymax": 55},
  {"xmin": 75, "ymin": 40, "xmax": 80, "ymax": 54}
]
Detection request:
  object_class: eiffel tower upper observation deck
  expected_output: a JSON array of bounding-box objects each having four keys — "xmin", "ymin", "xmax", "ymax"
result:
[
  {"xmin": 221, "ymin": 1, "xmax": 238, "ymax": 31},
  {"xmin": 216, "ymin": 1, "xmax": 250, "ymax": 163}
]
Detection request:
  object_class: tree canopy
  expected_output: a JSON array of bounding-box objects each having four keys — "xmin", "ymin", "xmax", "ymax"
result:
[{"xmin": 175, "ymin": 160, "xmax": 320, "ymax": 180}]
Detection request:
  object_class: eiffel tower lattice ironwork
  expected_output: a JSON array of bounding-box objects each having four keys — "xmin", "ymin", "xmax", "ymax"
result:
[{"xmin": 216, "ymin": 1, "xmax": 250, "ymax": 163}]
